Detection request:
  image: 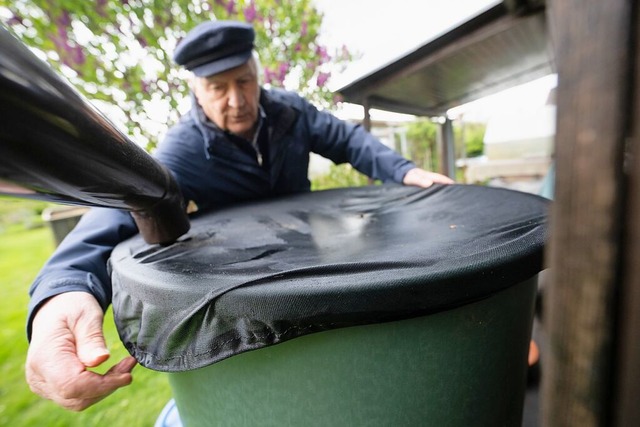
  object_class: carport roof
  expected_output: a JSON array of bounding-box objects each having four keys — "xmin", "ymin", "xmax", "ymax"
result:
[{"xmin": 335, "ymin": 2, "xmax": 554, "ymax": 116}]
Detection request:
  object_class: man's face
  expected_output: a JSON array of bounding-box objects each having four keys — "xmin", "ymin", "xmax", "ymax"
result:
[{"xmin": 193, "ymin": 60, "xmax": 260, "ymax": 140}]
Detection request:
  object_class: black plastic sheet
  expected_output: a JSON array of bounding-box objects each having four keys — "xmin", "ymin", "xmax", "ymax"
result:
[{"xmin": 110, "ymin": 184, "xmax": 548, "ymax": 372}]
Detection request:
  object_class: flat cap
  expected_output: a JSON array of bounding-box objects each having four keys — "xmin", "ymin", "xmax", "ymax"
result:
[{"xmin": 173, "ymin": 21, "xmax": 255, "ymax": 77}]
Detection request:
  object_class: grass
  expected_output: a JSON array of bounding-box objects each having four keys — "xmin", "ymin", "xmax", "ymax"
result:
[{"xmin": 0, "ymin": 225, "xmax": 172, "ymax": 426}]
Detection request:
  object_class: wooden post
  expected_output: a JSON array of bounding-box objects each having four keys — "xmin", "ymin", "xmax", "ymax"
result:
[
  {"xmin": 363, "ymin": 97, "xmax": 372, "ymax": 132},
  {"xmin": 542, "ymin": 0, "xmax": 634, "ymax": 425},
  {"xmin": 438, "ymin": 118, "xmax": 455, "ymax": 178},
  {"xmin": 362, "ymin": 97, "xmax": 375, "ymax": 185},
  {"xmin": 613, "ymin": 3, "xmax": 640, "ymax": 426}
]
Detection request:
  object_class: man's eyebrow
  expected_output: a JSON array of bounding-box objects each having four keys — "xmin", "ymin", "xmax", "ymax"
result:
[
  {"xmin": 236, "ymin": 71, "xmax": 255, "ymax": 80},
  {"xmin": 204, "ymin": 76, "xmax": 224, "ymax": 84},
  {"xmin": 205, "ymin": 71, "xmax": 254, "ymax": 84}
]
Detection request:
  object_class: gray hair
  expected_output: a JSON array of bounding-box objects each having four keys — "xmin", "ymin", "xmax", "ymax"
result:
[{"xmin": 250, "ymin": 50, "xmax": 262, "ymax": 85}]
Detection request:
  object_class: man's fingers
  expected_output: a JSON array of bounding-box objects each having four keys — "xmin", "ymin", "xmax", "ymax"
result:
[
  {"xmin": 60, "ymin": 366, "xmax": 134, "ymax": 411},
  {"xmin": 55, "ymin": 359, "xmax": 135, "ymax": 411},
  {"xmin": 27, "ymin": 356, "xmax": 135, "ymax": 411},
  {"xmin": 80, "ymin": 362, "xmax": 134, "ymax": 396},
  {"xmin": 528, "ymin": 340, "xmax": 540, "ymax": 366},
  {"xmin": 109, "ymin": 356, "xmax": 138, "ymax": 374},
  {"xmin": 403, "ymin": 168, "xmax": 454, "ymax": 188}
]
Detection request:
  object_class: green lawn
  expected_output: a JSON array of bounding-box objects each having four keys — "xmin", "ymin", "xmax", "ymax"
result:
[{"xmin": 0, "ymin": 226, "xmax": 172, "ymax": 427}]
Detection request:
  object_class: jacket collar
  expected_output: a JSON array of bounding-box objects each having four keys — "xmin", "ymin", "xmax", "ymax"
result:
[{"xmin": 258, "ymin": 88, "xmax": 297, "ymax": 142}]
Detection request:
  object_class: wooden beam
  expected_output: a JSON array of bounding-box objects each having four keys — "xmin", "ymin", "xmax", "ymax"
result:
[
  {"xmin": 613, "ymin": 2, "xmax": 640, "ymax": 425},
  {"xmin": 542, "ymin": 0, "xmax": 633, "ymax": 425}
]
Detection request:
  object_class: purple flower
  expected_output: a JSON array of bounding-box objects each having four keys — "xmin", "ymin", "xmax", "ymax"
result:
[
  {"xmin": 316, "ymin": 71, "xmax": 330, "ymax": 88},
  {"xmin": 263, "ymin": 66, "xmax": 274, "ymax": 84},
  {"xmin": 225, "ymin": 0, "xmax": 236, "ymax": 15},
  {"xmin": 136, "ymin": 35, "xmax": 148, "ymax": 48},
  {"xmin": 71, "ymin": 46, "xmax": 85, "ymax": 65},
  {"xmin": 316, "ymin": 46, "xmax": 330, "ymax": 63},
  {"xmin": 7, "ymin": 14, "xmax": 24, "ymax": 26},
  {"xmin": 57, "ymin": 10, "xmax": 71, "ymax": 27},
  {"xmin": 277, "ymin": 62, "xmax": 289, "ymax": 83},
  {"xmin": 57, "ymin": 26, "xmax": 68, "ymax": 40},
  {"xmin": 244, "ymin": 1, "xmax": 257, "ymax": 22},
  {"xmin": 53, "ymin": 27, "xmax": 73, "ymax": 55},
  {"xmin": 294, "ymin": 43, "xmax": 302, "ymax": 52},
  {"xmin": 300, "ymin": 21, "xmax": 308, "ymax": 37}
]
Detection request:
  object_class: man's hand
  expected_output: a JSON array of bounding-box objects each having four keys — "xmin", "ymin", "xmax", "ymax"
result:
[
  {"xmin": 26, "ymin": 292, "xmax": 137, "ymax": 411},
  {"xmin": 402, "ymin": 168, "xmax": 454, "ymax": 188}
]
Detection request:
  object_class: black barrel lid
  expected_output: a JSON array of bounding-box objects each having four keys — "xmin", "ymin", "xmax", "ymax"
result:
[{"xmin": 110, "ymin": 184, "xmax": 548, "ymax": 372}]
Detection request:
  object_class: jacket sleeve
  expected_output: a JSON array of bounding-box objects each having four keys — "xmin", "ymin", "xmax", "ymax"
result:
[
  {"xmin": 302, "ymin": 98, "xmax": 416, "ymax": 183},
  {"xmin": 26, "ymin": 207, "xmax": 137, "ymax": 339},
  {"xmin": 153, "ymin": 119, "xmax": 206, "ymax": 209}
]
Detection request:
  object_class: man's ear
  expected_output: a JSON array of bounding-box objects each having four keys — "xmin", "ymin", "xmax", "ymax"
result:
[
  {"xmin": 187, "ymin": 75, "xmax": 196, "ymax": 92},
  {"xmin": 189, "ymin": 76, "xmax": 202, "ymax": 105}
]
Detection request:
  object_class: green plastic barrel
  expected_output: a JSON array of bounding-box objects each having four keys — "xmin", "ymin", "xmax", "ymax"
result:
[
  {"xmin": 168, "ymin": 277, "xmax": 536, "ymax": 427},
  {"xmin": 110, "ymin": 185, "xmax": 547, "ymax": 427}
]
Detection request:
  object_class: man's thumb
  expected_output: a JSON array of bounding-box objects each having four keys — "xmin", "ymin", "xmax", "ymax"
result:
[{"xmin": 75, "ymin": 317, "xmax": 110, "ymax": 367}]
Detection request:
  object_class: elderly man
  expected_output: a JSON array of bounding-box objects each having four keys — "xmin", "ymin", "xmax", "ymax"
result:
[{"xmin": 25, "ymin": 20, "xmax": 453, "ymax": 411}]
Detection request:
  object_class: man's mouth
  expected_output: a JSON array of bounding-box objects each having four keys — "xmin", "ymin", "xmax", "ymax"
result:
[{"xmin": 229, "ymin": 114, "xmax": 249, "ymax": 122}]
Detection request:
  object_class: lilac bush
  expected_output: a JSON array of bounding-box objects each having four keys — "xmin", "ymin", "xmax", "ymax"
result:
[{"xmin": 0, "ymin": 0, "xmax": 352, "ymax": 149}]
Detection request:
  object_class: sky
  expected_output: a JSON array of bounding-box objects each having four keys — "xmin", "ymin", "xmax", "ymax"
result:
[{"xmin": 312, "ymin": 0, "xmax": 557, "ymax": 122}]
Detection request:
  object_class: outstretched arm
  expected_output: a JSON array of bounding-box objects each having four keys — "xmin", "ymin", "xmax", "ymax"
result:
[
  {"xmin": 26, "ymin": 208, "xmax": 139, "ymax": 410},
  {"xmin": 300, "ymin": 95, "xmax": 454, "ymax": 186}
]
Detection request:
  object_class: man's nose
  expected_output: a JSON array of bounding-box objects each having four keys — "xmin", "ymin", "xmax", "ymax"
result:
[{"xmin": 227, "ymin": 86, "xmax": 245, "ymax": 109}]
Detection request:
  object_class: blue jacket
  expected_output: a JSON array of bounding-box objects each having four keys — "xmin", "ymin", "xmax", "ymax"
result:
[{"xmin": 27, "ymin": 88, "xmax": 416, "ymax": 337}]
